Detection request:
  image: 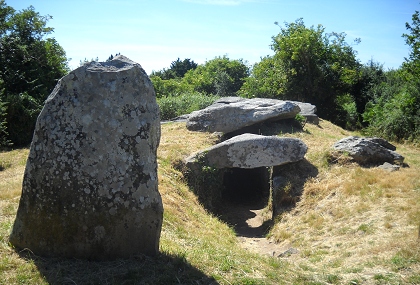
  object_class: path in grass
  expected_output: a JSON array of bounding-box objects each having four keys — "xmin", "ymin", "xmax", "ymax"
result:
[{"xmin": 220, "ymin": 201, "xmax": 296, "ymax": 258}]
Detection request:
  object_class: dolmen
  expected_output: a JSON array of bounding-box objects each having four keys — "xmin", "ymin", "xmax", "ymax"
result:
[
  {"xmin": 186, "ymin": 97, "xmax": 318, "ymax": 134},
  {"xmin": 9, "ymin": 55, "xmax": 163, "ymax": 260}
]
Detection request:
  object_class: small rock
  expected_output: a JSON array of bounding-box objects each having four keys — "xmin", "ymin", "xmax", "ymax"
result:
[
  {"xmin": 278, "ymin": 247, "xmax": 299, "ymax": 257},
  {"xmin": 378, "ymin": 162, "xmax": 400, "ymax": 172},
  {"xmin": 332, "ymin": 136, "xmax": 404, "ymax": 166}
]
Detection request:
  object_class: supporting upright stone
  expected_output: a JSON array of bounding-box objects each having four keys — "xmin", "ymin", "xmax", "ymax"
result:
[{"xmin": 9, "ymin": 55, "xmax": 163, "ymax": 260}]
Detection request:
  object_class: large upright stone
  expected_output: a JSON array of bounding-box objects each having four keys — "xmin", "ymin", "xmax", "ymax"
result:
[{"xmin": 9, "ymin": 55, "xmax": 163, "ymax": 260}]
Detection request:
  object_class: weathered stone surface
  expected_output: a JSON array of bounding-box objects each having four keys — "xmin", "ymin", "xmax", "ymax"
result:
[
  {"xmin": 293, "ymin": 101, "xmax": 319, "ymax": 125},
  {"xmin": 186, "ymin": 133, "xmax": 307, "ymax": 169},
  {"xmin": 378, "ymin": 162, "xmax": 400, "ymax": 172},
  {"xmin": 332, "ymin": 136, "xmax": 404, "ymax": 165},
  {"xmin": 186, "ymin": 97, "xmax": 301, "ymax": 133},
  {"xmin": 9, "ymin": 55, "xmax": 163, "ymax": 260}
]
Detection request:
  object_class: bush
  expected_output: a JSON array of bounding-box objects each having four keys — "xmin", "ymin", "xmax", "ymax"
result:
[
  {"xmin": 363, "ymin": 77, "xmax": 420, "ymax": 142},
  {"xmin": 239, "ymin": 19, "xmax": 360, "ymax": 128},
  {"xmin": 0, "ymin": 96, "xmax": 11, "ymax": 149},
  {"xmin": 157, "ymin": 92, "xmax": 219, "ymax": 120},
  {"xmin": 151, "ymin": 56, "xmax": 249, "ymax": 99},
  {"xmin": 4, "ymin": 92, "xmax": 42, "ymax": 146}
]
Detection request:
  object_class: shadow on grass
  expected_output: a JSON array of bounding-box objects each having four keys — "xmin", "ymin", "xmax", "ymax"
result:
[
  {"xmin": 213, "ymin": 159, "xmax": 319, "ymax": 238},
  {"xmin": 215, "ymin": 199, "xmax": 273, "ymax": 238},
  {"xmin": 271, "ymin": 159, "xmax": 319, "ymax": 217},
  {"xmin": 16, "ymin": 249, "xmax": 218, "ymax": 285}
]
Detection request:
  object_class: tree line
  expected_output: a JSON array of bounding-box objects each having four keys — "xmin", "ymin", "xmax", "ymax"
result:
[{"xmin": 1, "ymin": 0, "xmax": 419, "ymax": 148}]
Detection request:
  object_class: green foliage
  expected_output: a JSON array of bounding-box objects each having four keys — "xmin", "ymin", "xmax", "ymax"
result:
[
  {"xmin": 336, "ymin": 93, "xmax": 360, "ymax": 130},
  {"xmin": 182, "ymin": 151, "xmax": 225, "ymax": 212},
  {"xmin": 152, "ymin": 56, "xmax": 249, "ymax": 98},
  {"xmin": 403, "ymin": 9, "xmax": 420, "ymax": 76},
  {"xmin": 294, "ymin": 113, "xmax": 307, "ymax": 128},
  {"xmin": 4, "ymin": 92, "xmax": 42, "ymax": 146},
  {"xmin": 239, "ymin": 18, "xmax": 360, "ymax": 127},
  {"xmin": 151, "ymin": 58, "xmax": 198, "ymax": 80},
  {"xmin": 183, "ymin": 55, "xmax": 249, "ymax": 96},
  {"xmin": 351, "ymin": 60, "xmax": 386, "ymax": 118},
  {"xmin": 363, "ymin": 74, "xmax": 420, "ymax": 142},
  {"xmin": 391, "ymin": 247, "xmax": 420, "ymax": 271},
  {"xmin": 0, "ymin": 1, "xmax": 69, "ymax": 146},
  {"xmin": 0, "ymin": 94, "xmax": 11, "ymax": 149},
  {"xmin": 238, "ymin": 55, "xmax": 287, "ymax": 99},
  {"xmin": 362, "ymin": 7, "xmax": 420, "ymax": 143},
  {"xmin": 150, "ymin": 75, "xmax": 193, "ymax": 98},
  {"xmin": 157, "ymin": 92, "xmax": 219, "ymax": 120}
]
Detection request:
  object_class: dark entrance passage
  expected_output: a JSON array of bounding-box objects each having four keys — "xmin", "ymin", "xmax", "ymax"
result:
[
  {"xmin": 222, "ymin": 167, "xmax": 270, "ymax": 205},
  {"xmin": 219, "ymin": 167, "xmax": 272, "ymax": 237}
]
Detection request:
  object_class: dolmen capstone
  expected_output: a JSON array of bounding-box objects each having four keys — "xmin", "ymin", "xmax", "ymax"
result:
[
  {"xmin": 186, "ymin": 97, "xmax": 303, "ymax": 134},
  {"xmin": 9, "ymin": 55, "xmax": 163, "ymax": 260},
  {"xmin": 186, "ymin": 133, "xmax": 308, "ymax": 169},
  {"xmin": 332, "ymin": 136, "xmax": 404, "ymax": 166}
]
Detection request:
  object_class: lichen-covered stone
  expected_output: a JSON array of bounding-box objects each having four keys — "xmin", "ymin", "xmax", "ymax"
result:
[
  {"xmin": 332, "ymin": 136, "xmax": 404, "ymax": 166},
  {"xmin": 186, "ymin": 97, "xmax": 301, "ymax": 133},
  {"xmin": 9, "ymin": 55, "xmax": 163, "ymax": 260},
  {"xmin": 186, "ymin": 133, "xmax": 307, "ymax": 169}
]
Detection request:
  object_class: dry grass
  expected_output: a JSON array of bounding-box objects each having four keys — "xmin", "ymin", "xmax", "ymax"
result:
[
  {"xmin": 0, "ymin": 149, "xmax": 28, "ymax": 200},
  {"xmin": 0, "ymin": 120, "xmax": 419, "ymax": 284},
  {"xmin": 270, "ymin": 120, "xmax": 420, "ymax": 284}
]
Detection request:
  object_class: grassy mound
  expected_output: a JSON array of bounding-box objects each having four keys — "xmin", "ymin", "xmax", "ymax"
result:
[{"xmin": 0, "ymin": 120, "xmax": 419, "ymax": 284}]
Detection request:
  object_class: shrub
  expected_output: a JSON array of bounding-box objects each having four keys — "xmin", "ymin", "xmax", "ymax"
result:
[
  {"xmin": 0, "ymin": 95, "xmax": 11, "ymax": 149},
  {"xmin": 363, "ymin": 77, "xmax": 420, "ymax": 142},
  {"xmin": 157, "ymin": 92, "xmax": 219, "ymax": 120}
]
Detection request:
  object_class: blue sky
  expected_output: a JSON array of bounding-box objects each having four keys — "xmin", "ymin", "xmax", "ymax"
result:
[{"xmin": 8, "ymin": 0, "xmax": 419, "ymax": 74}]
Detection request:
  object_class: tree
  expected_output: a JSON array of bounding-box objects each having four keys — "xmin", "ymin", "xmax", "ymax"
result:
[
  {"xmin": 349, "ymin": 60, "xmax": 386, "ymax": 125},
  {"xmin": 362, "ymin": 8, "xmax": 420, "ymax": 142},
  {"xmin": 0, "ymin": 82, "xmax": 11, "ymax": 148},
  {"xmin": 362, "ymin": 71, "xmax": 420, "ymax": 142},
  {"xmin": 240, "ymin": 18, "xmax": 360, "ymax": 127},
  {"xmin": 150, "ymin": 56, "xmax": 249, "ymax": 98},
  {"xmin": 0, "ymin": 1, "xmax": 69, "ymax": 146},
  {"xmin": 183, "ymin": 55, "xmax": 249, "ymax": 96},
  {"xmin": 403, "ymin": 9, "xmax": 420, "ymax": 75},
  {"xmin": 151, "ymin": 58, "xmax": 198, "ymax": 80}
]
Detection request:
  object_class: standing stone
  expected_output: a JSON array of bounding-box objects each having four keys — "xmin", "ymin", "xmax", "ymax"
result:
[{"xmin": 9, "ymin": 55, "xmax": 163, "ymax": 260}]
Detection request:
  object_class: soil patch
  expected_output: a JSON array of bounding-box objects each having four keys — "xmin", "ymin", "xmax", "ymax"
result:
[{"xmin": 218, "ymin": 200, "xmax": 297, "ymax": 258}]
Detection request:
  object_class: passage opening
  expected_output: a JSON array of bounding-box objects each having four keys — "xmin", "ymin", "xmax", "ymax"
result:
[{"xmin": 222, "ymin": 167, "xmax": 270, "ymax": 205}]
